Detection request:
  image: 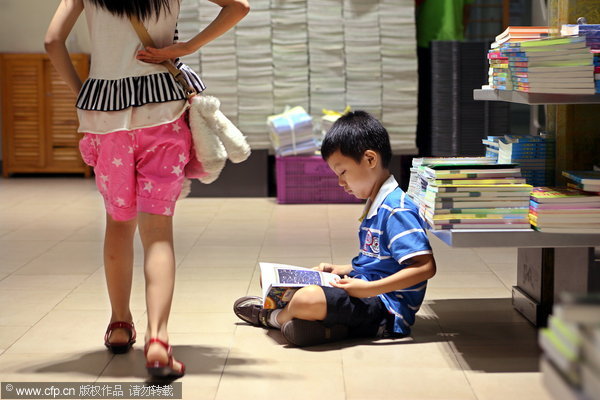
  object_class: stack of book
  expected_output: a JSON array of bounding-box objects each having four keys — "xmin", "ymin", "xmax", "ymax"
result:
[
  {"xmin": 529, "ymin": 187, "xmax": 600, "ymax": 233},
  {"xmin": 408, "ymin": 158, "xmax": 533, "ymax": 231},
  {"xmin": 267, "ymin": 106, "xmax": 319, "ymax": 156},
  {"xmin": 196, "ymin": 1, "xmax": 239, "ymax": 125},
  {"xmin": 496, "ymin": 135, "xmax": 555, "ymax": 187},
  {"xmin": 563, "ymin": 170, "xmax": 600, "ymax": 194},
  {"xmin": 487, "ymin": 26, "xmax": 550, "ymax": 90},
  {"xmin": 540, "ymin": 293, "xmax": 600, "ymax": 400},
  {"xmin": 493, "ymin": 26, "xmax": 551, "ymax": 47},
  {"xmin": 272, "ymin": 0, "xmax": 309, "ymax": 111},
  {"xmin": 561, "ymin": 23, "xmax": 600, "ymax": 50},
  {"xmin": 343, "ymin": 0, "xmax": 382, "ymax": 119},
  {"xmin": 561, "ymin": 23, "xmax": 600, "ymax": 94},
  {"xmin": 235, "ymin": 0, "xmax": 274, "ymax": 144},
  {"xmin": 482, "ymin": 136, "xmax": 501, "ymax": 161},
  {"xmin": 487, "ymin": 48, "xmax": 512, "ymax": 90},
  {"xmin": 595, "ymin": 51, "xmax": 600, "ymax": 93},
  {"xmin": 504, "ymin": 36, "xmax": 595, "ymax": 94},
  {"xmin": 306, "ymin": 0, "xmax": 346, "ymax": 121}
]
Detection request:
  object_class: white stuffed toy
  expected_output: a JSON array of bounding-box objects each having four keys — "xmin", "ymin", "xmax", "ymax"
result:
[{"xmin": 188, "ymin": 95, "xmax": 251, "ymax": 184}]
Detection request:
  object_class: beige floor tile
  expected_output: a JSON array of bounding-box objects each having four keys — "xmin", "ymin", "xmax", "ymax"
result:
[
  {"xmin": 4, "ymin": 310, "xmax": 109, "ymax": 355},
  {"xmin": 427, "ymin": 272, "xmax": 506, "ymax": 289},
  {"xmin": 0, "ymin": 290, "xmax": 69, "ymax": 326},
  {"xmin": 0, "ymin": 351, "xmax": 113, "ymax": 381},
  {"xmin": 465, "ymin": 371, "xmax": 552, "ymax": 400},
  {"xmin": 0, "ymin": 274, "xmax": 89, "ymax": 291},
  {"xmin": 176, "ymin": 266, "xmax": 256, "ymax": 281},
  {"xmin": 342, "ymin": 341, "xmax": 460, "ymax": 369},
  {"xmin": 0, "ymin": 326, "xmax": 30, "ymax": 350},
  {"xmin": 259, "ymin": 245, "xmax": 332, "ymax": 258},
  {"xmin": 0, "ymin": 240, "xmax": 57, "ymax": 273},
  {"xmin": 15, "ymin": 242, "xmax": 104, "ymax": 275},
  {"xmin": 217, "ymin": 358, "xmax": 346, "ymax": 400},
  {"xmin": 344, "ymin": 366, "xmax": 477, "ymax": 400},
  {"xmin": 473, "ymin": 247, "xmax": 519, "ymax": 265},
  {"xmin": 426, "ymin": 287, "xmax": 512, "ymax": 300}
]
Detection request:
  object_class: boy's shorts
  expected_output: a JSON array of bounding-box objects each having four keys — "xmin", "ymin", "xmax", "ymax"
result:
[
  {"xmin": 79, "ymin": 114, "xmax": 192, "ymax": 221},
  {"xmin": 321, "ymin": 286, "xmax": 391, "ymax": 338}
]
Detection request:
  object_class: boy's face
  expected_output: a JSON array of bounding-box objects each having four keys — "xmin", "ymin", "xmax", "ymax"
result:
[{"xmin": 326, "ymin": 150, "xmax": 379, "ymax": 200}]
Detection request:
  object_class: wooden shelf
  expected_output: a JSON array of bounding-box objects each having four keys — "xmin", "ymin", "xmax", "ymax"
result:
[
  {"xmin": 473, "ymin": 89, "xmax": 600, "ymax": 105},
  {"xmin": 430, "ymin": 229, "xmax": 600, "ymax": 248}
]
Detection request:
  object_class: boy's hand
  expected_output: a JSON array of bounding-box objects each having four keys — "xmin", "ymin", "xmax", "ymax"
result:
[
  {"xmin": 330, "ymin": 276, "xmax": 374, "ymax": 298},
  {"xmin": 312, "ymin": 263, "xmax": 353, "ymax": 276}
]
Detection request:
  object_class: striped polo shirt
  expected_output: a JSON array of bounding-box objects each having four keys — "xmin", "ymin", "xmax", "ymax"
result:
[{"xmin": 350, "ymin": 175, "xmax": 433, "ymax": 335}]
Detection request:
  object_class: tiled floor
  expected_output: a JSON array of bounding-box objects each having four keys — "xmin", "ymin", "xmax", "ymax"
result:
[{"xmin": 0, "ymin": 178, "xmax": 552, "ymax": 400}]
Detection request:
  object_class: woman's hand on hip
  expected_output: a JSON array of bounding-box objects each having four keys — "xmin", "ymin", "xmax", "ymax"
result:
[{"xmin": 136, "ymin": 43, "xmax": 192, "ymax": 64}]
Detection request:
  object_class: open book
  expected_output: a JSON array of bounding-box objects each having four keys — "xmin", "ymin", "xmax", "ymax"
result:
[{"xmin": 259, "ymin": 263, "xmax": 340, "ymax": 309}]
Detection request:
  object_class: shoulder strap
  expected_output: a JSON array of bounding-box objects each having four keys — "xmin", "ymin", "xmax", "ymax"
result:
[{"xmin": 129, "ymin": 15, "xmax": 197, "ymax": 98}]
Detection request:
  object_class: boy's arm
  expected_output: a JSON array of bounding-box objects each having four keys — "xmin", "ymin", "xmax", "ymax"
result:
[
  {"xmin": 330, "ymin": 254, "xmax": 436, "ymax": 298},
  {"xmin": 136, "ymin": 0, "xmax": 250, "ymax": 63},
  {"xmin": 45, "ymin": 0, "xmax": 84, "ymax": 94}
]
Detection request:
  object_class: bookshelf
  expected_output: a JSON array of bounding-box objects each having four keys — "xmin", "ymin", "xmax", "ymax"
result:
[
  {"xmin": 458, "ymin": 13, "xmax": 600, "ymax": 326},
  {"xmin": 455, "ymin": 83, "xmax": 600, "ymax": 328}
]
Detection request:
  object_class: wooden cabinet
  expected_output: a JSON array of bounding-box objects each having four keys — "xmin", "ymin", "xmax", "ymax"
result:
[{"xmin": 1, "ymin": 53, "xmax": 90, "ymax": 177}]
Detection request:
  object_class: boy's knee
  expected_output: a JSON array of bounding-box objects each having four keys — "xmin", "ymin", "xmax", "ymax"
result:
[{"xmin": 291, "ymin": 285, "xmax": 326, "ymax": 308}]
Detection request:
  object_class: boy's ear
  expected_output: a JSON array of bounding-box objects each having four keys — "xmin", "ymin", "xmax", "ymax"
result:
[{"xmin": 364, "ymin": 150, "xmax": 378, "ymax": 168}]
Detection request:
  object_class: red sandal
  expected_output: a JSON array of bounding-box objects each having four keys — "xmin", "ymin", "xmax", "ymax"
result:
[
  {"xmin": 104, "ymin": 321, "xmax": 136, "ymax": 354},
  {"xmin": 144, "ymin": 338, "xmax": 185, "ymax": 379}
]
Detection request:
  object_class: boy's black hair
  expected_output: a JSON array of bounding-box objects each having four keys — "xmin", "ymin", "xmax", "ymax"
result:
[
  {"xmin": 321, "ymin": 110, "xmax": 392, "ymax": 168},
  {"xmin": 87, "ymin": 0, "xmax": 174, "ymax": 21}
]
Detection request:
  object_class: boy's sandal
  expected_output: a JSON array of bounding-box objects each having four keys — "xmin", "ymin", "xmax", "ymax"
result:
[
  {"xmin": 104, "ymin": 321, "xmax": 136, "ymax": 354},
  {"xmin": 281, "ymin": 319, "xmax": 349, "ymax": 347},
  {"xmin": 144, "ymin": 338, "xmax": 185, "ymax": 379}
]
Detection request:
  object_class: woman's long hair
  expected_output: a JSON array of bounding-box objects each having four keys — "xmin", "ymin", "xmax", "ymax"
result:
[{"xmin": 86, "ymin": 0, "xmax": 174, "ymax": 20}]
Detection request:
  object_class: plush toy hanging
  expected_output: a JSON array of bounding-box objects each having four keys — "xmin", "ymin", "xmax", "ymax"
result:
[{"xmin": 188, "ymin": 95, "xmax": 251, "ymax": 184}]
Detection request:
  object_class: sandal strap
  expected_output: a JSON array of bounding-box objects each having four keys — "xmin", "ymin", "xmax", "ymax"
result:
[
  {"xmin": 144, "ymin": 337, "xmax": 173, "ymax": 359},
  {"xmin": 104, "ymin": 321, "xmax": 136, "ymax": 344}
]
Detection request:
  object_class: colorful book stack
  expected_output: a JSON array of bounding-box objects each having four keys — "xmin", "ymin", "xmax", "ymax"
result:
[
  {"xmin": 540, "ymin": 293, "xmax": 600, "ymax": 400},
  {"xmin": 487, "ymin": 26, "xmax": 550, "ymax": 90},
  {"xmin": 407, "ymin": 157, "xmax": 496, "ymax": 200},
  {"xmin": 561, "ymin": 23, "xmax": 600, "ymax": 93},
  {"xmin": 496, "ymin": 135, "xmax": 555, "ymax": 187},
  {"xmin": 529, "ymin": 187, "xmax": 600, "ymax": 234},
  {"xmin": 503, "ymin": 36, "xmax": 595, "ymax": 95},
  {"xmin": 408, "ymin": 158, "xmax": 533, "ymax": 231},
  {"xmin": 563, "ymin": 170, "xmax": 600, "ymax": 194}
]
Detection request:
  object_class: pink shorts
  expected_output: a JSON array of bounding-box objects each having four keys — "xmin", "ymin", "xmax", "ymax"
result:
[{"xmin": 79, "ymin": 114, "xmax": 192, "ymax": 221}]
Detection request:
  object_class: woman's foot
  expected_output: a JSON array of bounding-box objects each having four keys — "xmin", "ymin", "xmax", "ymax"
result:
[
  {"xmin": 104, "ymin": 321, "xmax": 136, "ymax": 354},
  {"xmin": 144, "ymin": 338, "xmax": 185, "ymax": 379}
]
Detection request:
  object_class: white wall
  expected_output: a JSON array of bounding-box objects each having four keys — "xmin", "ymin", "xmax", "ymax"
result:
[{"xmin": 0, "ymin": 0, "xmax": 90, "ymax": 163}]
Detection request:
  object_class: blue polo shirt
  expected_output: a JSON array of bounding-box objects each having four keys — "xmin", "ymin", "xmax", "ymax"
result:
[{"xmin": 350, "ymin": 175, "xmax": 433, "ymax": 335}]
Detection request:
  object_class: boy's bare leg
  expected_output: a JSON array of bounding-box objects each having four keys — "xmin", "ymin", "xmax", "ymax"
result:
[
  {"xmin": 276, "ymin": 285, "xmax": 327, "ymax": 325},
  {"xmin": 137, "ymin": 212, "xmax": 183, "ymax": 373},
  {"xmin": 104, "ymin": 214, "xmax": 136, "ymax": 343}
]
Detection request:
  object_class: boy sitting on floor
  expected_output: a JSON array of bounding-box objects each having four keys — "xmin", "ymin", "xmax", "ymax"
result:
[{"xmin": 234, "ymin": 111, "xmax": 436, "ymax": 346}]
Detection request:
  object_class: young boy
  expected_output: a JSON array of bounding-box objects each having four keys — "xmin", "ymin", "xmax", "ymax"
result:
[{"xmin": 234, "ymin": 111, "xmax": 436, "ymax": 346}]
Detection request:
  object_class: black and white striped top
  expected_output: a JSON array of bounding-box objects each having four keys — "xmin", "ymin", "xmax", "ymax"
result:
[{"xmin": 76, "ymin": 61, "xmax": 205, "ymax": 112}]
